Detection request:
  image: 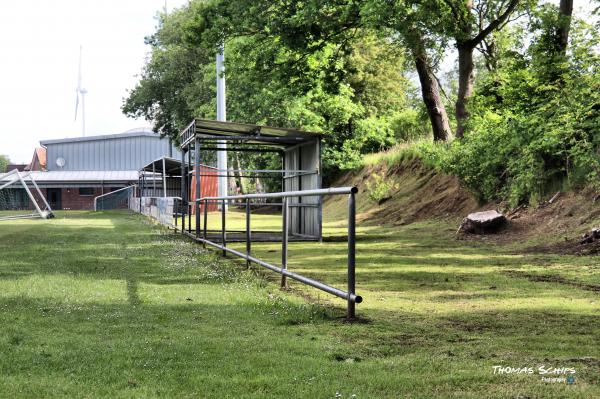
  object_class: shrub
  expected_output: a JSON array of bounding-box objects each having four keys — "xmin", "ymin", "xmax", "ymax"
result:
[{"xmin": 366, "ymin": 171, "xmax": 398, "ymax": 203}]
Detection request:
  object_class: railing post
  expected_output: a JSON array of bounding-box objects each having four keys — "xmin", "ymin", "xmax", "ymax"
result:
[
  {"xmin": 347, "ymin": 191, "xmax": 357, "ymax": 320},
  {"xmin": 174, "ymin": 198, "xmax": 178, "ymax": 227},
  {"xmin": 221, "ymin": 199, "xmax": 226, "ymax": 257},
  {"xmin": 203, "ymin": 199, "xmax": 208, "ymax": 248},
  {"xmin": 246, "ymin": 199, "xmax": 251, "ymax": 268},
  {"xmin": 181, "ymin": 150, "xmax": 186, "ymax": 233},
  {"xmin": 188, "ymin": 148, "xmax": 192, "ymax": 233},
  {"xmin": 139, "ymin": 176, "xmax": 143, "ymax": 214},
  {"xmin": 281, "ymin": 197, "xmax": 289, "ymax": 288},
  {"xmin": 195, "ymin": 138, "xmax": 201, "ymax": 237}
]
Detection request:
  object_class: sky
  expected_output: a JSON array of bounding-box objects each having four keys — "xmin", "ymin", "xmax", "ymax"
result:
[
  {"xmin": 1, "ymin": 1, "xmax": 595, "ymax": 164},
  {"xmin": 0, "ymin": 0, "xmax": 188, "ymax": 163}
]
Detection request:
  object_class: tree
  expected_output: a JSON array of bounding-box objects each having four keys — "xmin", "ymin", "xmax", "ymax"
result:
[
  {"xmin": 434, "ymin": 0, "xmax": 523, "ymax": 137},
  {"xmin": 124, "ymin": 3, "xmax": 413, "ymax": 175},
  {"xmin": 0, "ymin": 155, "xmax": 9, "ymax": 173},
  {"xmin": 557, "ymin": 0, "xmax": 574, "ymax": 56},
  {"xmin": 185, "ymin": 0, "xmax": 453, "ymax": 141},
  {"xmin": 122, "ymin": 8, "xmax": 214, "ymax": 140},
  {"xmin": 411, "ymin": 33, "xmax": 452, "ymax": 141}
]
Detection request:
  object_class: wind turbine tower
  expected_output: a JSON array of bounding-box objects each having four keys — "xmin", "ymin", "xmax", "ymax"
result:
[{"xmin": 74, "ymin": 46, "xmax": 87, "ymax": 137}]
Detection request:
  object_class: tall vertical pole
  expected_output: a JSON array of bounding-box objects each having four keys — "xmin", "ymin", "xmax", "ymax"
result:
[
  {"xmin": 281, "ymin": 197, "xmax": 289, "ymax": 288},
  {"xmin": 81, "ymin": 90, "xmax": 86, "ymax": 137},
  {"xmin": 139, "ymin": 174, "xmax": 144, "ymax": 214},
  {"xmin": 162, "ymin": 157, "xmax": 167, "ymax": 198},
  {"xmin": 245, "ymin": 198, "xmax": 251, "ymax": 268},
  {"xmin": 152, "ymin": 163, "xmax": 156, "ymax": 197},
  {"xmin": 216, "ymin": 44, "xmax": 228, "ymax": 209},
  {"xmin": 195, "ymin": 138, "xmax": 201, "ymax": 237},
  {"xmin": 347, "ymin": 192, "xmax": 356, "ymax": 320},
  {"xmin": 188, "ymin": 149, "xmax": 192, "ymax": 233},
  {"xmin": 221, "ymin": 199, "xmax": 226, "ymax": 257},
  {"xmin": 181, "ymin": 149, "xmax": 186, "ymax": 233},
  {"xmin": 203, "ymin": 199, "xmax": 208, "ymax": 249}
]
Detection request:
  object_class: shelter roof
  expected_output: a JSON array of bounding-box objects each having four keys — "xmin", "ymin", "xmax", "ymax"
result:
[{"xmin": 180, "ymin": 119, "xmax": 322, "ymax": 148}]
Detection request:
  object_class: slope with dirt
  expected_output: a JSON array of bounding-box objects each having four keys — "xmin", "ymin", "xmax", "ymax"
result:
[
  {"xmin": 325, "ymin": 158, "xmax": 478, "ymax": 225},
  {"xmin": 326, "ymin": 158, "xmax": 600, "ymax": 254}
]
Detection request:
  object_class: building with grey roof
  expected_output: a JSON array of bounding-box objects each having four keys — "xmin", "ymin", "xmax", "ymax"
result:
[{"xmin": 1, "ymin": 129, "xmax": 180, "ymax": 210}]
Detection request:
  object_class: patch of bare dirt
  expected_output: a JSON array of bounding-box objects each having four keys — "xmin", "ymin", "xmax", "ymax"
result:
[
  {"xmin": 329, "ymin": 159, "xmax": 479, "ymax": 225},
  {"xmin": 329, "ymin": 159, "xmax": 600, "ymax": 255},
  {"xmin": 504, "ymin": 270, "xmax": 600, "ymax": 292},
  {"xmin": 447, "ymin": 188, "xmax": 600, "ymax": 258},
  {"xmin": 526, "ymin": 237, "xmax": 600, "ymax": 256}
]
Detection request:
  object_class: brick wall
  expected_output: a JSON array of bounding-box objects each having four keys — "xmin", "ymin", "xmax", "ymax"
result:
[
  {"xmin": 27, "ymin": 187, "xmax": 121, "ymax": 211},
  {"xmin": 59, "ymin": 187, "xmax": 104, "ymax": 210}
]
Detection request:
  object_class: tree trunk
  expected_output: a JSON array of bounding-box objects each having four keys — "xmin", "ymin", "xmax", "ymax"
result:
[
  {"xmin": 234, "ymin": 151, "xmax": 245, "ymax": 195},
  {"xmin": 412, "ymin": 47, "xmax": 452, "ymax": 141},
  {"xmin": 557, "ymin": 0, "xmax": 574, "ymax": 56},
  {"xmin": 455, "ymin": 42, "xmax": 475, "ymax": 139}
]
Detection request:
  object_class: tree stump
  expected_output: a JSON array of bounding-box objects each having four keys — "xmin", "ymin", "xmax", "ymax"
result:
[
  {"xmin": 580, "ymin": 227, "xmax": 600, "ymax": 244},
  {"xmin": 458, "ymin": 210, "xmax": 508, "ymax": 234}
]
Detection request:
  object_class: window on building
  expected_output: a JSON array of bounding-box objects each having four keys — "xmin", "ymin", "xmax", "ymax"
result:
[{"xmin": 78, "ymin": 187, "xmax": 94, "ymax": 196}]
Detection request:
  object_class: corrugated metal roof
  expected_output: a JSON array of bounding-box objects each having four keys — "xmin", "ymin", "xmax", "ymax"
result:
[
  {"xmin": 140, "ymin": 156, "xmax": 218, "ymax": 175},
  {"xmin": 0, "ymin": 170, "xmax": 139, "ymax": 183},
  {"xmin": 43, "ymin": 133, "xmax": 180, "ymax": 172},
  {"xmin": 40, "ymin": 130, "xmax": 159, "ymax": 145},
  {"xmin": 180, "ymin": 119, "xmax": 322, "ymax": 148}
]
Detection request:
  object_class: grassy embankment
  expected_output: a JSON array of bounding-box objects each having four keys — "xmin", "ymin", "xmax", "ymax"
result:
[{"xmin": 0, "ymin": 209, "xmax": 598, "ymax": 398}]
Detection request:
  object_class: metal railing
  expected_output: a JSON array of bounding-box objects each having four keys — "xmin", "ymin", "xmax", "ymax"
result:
[{"xmin": 175, "ymin": 187, "xmax": 362, "ymax": 319}]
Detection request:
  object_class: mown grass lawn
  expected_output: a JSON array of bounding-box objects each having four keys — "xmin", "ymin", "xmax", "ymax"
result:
[{"xmin": 0, "ymin": 210, "xmax": 598, "ymax": 398}]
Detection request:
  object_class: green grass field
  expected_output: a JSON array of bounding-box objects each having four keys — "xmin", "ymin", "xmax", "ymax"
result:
[{"xmin": 0, "ymin": 210, "xmax": 598, "ymax": 398}]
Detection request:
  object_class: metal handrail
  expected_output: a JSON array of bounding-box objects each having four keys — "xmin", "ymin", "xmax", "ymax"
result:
[
  {"xmin": 176, "ymin": 186, "xmax": 361, "ymax": 319},
  {"xmin": 196, "ymin": 187, "xmax": 357, "ymax": 202}
]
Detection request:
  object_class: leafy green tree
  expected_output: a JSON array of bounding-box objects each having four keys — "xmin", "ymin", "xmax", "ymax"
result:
[
  {"xmin": 0, "ymin": 155, "xmax": 9, "ymax": 173},
  {"xmin": 443, "ymin": 9, "xmax": 600, "ymax": 204},
  {"xmin": 122, "ymin": 8, "xmax": 214, "ymax": 141},
  {"xmin": 124, "ymin": 3, "xmax": 413, "ymax": 176},
  {"xmin": 409, "ymin": 0, "xmax": 525, "ymax": 138}
]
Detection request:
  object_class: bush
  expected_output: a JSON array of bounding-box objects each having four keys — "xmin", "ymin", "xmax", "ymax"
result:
[
  {"xmin": 366, "ymin": 171, "xmax": 398, "ymax": 203},
  {"xmin": 440, "ymin": 12, "xmax": 600, "ymax": 206}
]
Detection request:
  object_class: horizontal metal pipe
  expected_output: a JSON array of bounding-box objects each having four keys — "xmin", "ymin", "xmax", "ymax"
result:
[
  {"xmin": 228, "ymin": 202, "xmax": 285, "ymax": 207},
  {"xmin": 198, "ymin": 186, "xmax": 358, "ymax": 202},
  {"xmin": 282, "ymin": 171, "xmax": 319, "ymax": 179},
  {"xmin": 187, "ymin": 173, "xmax": 282, "ymax": 179},
  {"xmin": 192, "ymin": 135, "xmax": 306, "ymax": 142},
  {"xmin": 203, "ymin": 169, "xmax": 315, "ymax": 174},
  {"xmin": 199, "ymin": 147, "xmax": 283, "ymax": 153},
  {"xmin": 181, "ymin": 230, "xmax": 362, "ymax": 304}
]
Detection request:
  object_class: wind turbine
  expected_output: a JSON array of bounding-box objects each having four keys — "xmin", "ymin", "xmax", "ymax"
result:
[{"xmin": 74, "ymin": 46, "xmax": 87, "ymax": 137}]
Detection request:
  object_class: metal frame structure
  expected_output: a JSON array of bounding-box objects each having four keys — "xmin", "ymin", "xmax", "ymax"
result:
[
  {"xmin": 179, "ymin": 119, "xmax": 324, "ymax": 241},
  {"xmin": 137, "ymin": 156, "xmax": 184, "ymax": 199},
  {"xmin": 171, "ymin": 119, "xmax": 362, "ymax": 319},
  {"xmin": 0, "ymin": 170, "xmax": 54, "ymax": 220},
  {"xmin": 180, "ymin": 187, "xmax": 361, "ymax": 319}
]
